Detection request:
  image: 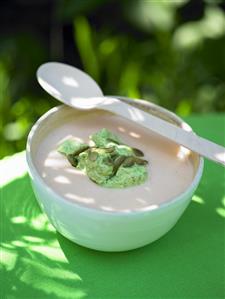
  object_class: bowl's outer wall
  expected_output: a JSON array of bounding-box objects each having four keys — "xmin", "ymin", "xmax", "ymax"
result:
[{"xmin": 29, "ymin": 173, "xmax": 198, "ymax": 252}]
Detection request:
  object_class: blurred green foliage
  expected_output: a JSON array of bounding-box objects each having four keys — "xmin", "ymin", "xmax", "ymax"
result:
[{"xmin": 1, "ymin": 0, "xmax": 225, "ymax": 158}]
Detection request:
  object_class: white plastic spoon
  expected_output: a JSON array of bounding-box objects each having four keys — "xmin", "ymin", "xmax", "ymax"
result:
[{"xmin": 37, "ymin": 62, "xmax": 225, "ymax": 167}]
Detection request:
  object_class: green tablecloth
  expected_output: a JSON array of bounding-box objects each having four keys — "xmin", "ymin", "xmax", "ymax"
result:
[{"xmin": 1, "ymin": 114, "xmax": 225, "ymax": 299}]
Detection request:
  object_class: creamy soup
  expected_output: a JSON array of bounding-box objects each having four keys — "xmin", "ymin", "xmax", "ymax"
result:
[{"xmin": 34, "ymin": 109, "xmax": 195, "ymax": 212}]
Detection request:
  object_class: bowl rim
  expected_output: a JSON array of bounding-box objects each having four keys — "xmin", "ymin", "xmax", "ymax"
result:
[{"xmin": 26, "ymin": 103, "xmax": 204, "ymax": 216}]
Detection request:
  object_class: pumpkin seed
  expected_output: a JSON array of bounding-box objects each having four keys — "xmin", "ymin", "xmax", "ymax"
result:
[
  {"xmin": 110, "ymin": 155, "xmax": 126, "ymax": 177},
  {"xmin": 122, "ymin": 156, "xmax": 135, "ymax": 167},
  {"xmin": 67, "ymin": 154, "xmax": 79, "ymax": 167},
  {"xmin": 114, "ymin": 155, "xmax": 126, "ymax": 167},
  {"xmin": 133, "ymin": 157, "xmax": 148, "ymax": 165},
  {"xmin": 123, "ymin": 156, "xmax": 148, "ymax": 167},
  {"xmin": 132, "ymin": 147, "xmax": 144, "ymax": 157},
  {"xmin": 73, "ymin": 145, "xmax": 89, "ymax": 156}
]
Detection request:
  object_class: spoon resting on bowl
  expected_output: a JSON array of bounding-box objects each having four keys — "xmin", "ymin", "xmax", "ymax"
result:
[{"xmin": 37, "ymin": 62, "xmax": 225, "ymax": 167}]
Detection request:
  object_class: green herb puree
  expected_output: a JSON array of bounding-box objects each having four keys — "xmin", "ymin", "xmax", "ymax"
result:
[{"xmin": 58, "ymin": 128, "xmax": 148, "ymax": 188}]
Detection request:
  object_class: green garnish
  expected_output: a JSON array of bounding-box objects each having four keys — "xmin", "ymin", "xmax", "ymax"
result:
[
  {"xmin": 58, "ymin": 128, "xmax": 148, "ymax": 188},
  {"xmin": 58, "ymin": 140, "xmax": 89, "ymax": 156}
]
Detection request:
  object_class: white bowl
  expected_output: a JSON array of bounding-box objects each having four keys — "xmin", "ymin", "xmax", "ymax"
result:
[{"xmin": 26, "ymin": 101, "xmax": 204, "ymax": 252}]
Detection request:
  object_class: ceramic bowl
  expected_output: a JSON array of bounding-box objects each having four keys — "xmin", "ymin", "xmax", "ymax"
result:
[{"xmin": 26, "ymin": 100, "xmax": 204, "ymax": 252}]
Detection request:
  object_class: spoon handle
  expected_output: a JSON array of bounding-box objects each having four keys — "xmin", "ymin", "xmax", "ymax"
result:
[{"xmin": 105, "ymin": 100, "xmax": 225, "ymax": 167}]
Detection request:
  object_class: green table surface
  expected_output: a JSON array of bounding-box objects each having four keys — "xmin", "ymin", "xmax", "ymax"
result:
[{"xmin": 1, "ymin": 114, "xmax": 225, "ymax": 299}]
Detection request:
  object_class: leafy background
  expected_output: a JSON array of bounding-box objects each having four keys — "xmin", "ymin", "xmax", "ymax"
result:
[{"xmin": 1, "ymin": 0, "xmax": 225, "ymax": 158}]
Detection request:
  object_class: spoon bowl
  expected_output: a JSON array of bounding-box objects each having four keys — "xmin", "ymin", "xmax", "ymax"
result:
[{"xmin": 37, "ymin": 62, "xmax": 104, "ymax": 107}]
